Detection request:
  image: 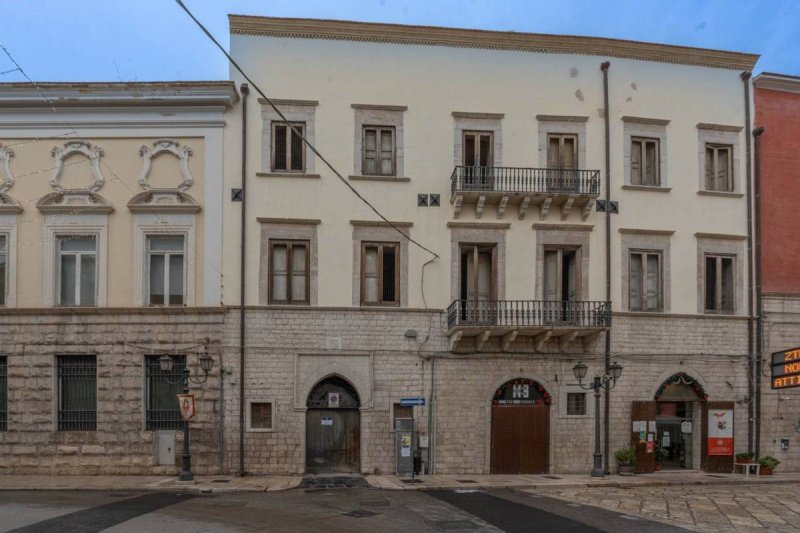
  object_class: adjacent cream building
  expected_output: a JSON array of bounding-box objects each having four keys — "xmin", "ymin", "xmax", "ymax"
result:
[
  {"xmin": 221, "ymin": 16, "xmax": 759, "ymax": 475},
  {"xmin": 0, "ymin": 82, "xmax": 237, "ymax": 474}
]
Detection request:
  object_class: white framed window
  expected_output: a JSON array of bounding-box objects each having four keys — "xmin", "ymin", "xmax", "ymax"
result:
[
  {"xmin": 146, "ymin": 235, "xmax": 186, "ymax": 306},
  {"xmin": 246, "ymin": 399, "xmax": 275, "ymax": 432},
  {"xmin": 57, "ymin": 235, "xmax": 97, "ymax": 307}
]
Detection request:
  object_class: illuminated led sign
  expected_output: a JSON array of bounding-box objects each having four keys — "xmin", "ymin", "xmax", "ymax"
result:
[{"xmin": 771, "ymin": 347, "xmax": 800, "ymax": 389}]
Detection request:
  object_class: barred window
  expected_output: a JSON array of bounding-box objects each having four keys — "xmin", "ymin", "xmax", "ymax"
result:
[
  {"xmin": 566, "ymin": 392, "xmax": 586, "ymax": 416},
  {"xmin": 0, "ymin": 356, "xmax": 7, "ymax": 431},
  {"xmin": 272, "ymin": 122, "xmax": 305, "ymax": 172},
  {"xmin": 145, "ymin": 355, "xmax": 186, "ymax": 430},
  {"xmin": 248, "ymin": 401, "xmax": 273, "ymax": 430},
  {"xmin": 57, "ymin": 355, "xmax": 96, "ymax": 431}
]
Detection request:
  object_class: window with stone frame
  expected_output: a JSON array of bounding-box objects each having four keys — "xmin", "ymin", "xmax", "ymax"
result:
[
  {"xmin": 566, "ymin": 392, "xmax": 586, "ymax": 416},
  {"xmin": 57, "ymin": 235, "xmax": 97, "ymax": 307},
  {"xmin": 362, "ymin": 126, "xmax": 395, "ymax": 176},
  {"xmin": 704, "ymin": 143, "xmax": 734, "ymax": 192},
  {"xmin": 271, "ymin": 121, "xmax": 305, "ymax": 172},
  {"xmin": 631, "ymin": 137, "xmax": 660, "ymax": 186},
  {"xmin": 704, "ymin": 254, "xmax": 735, "ymax": 313},
  {"xmin": 361, "ymin": 242, "xmax": 399, "ymax": 306},
  {"xmin": 547, "ymin": 133, "xmax": 578, "ymax": 169},
  {"xmin": 249, "ymin": 401, "xmax": 273, "ymax": 430},
  {"xmin": 57, "ymin": 355, "xmax": 96, "ymax": 431},
  {"xmin": 0, "ymin": 234, "xmax": 6, "ymax": 306},
  {"xmin": 0, "ymin": 356, "xmax": 6, "ymax": 431},
  {"xmin": 629, "ymin": 251, "xmax": 663, "ymax": 312},
  {"xmin": 146, "ymin": 235, "xmax": 185, "ymax": 306},
  {"xmin": 145, "ymin": 354, "xmax": 185, "ymax": 430},
  {"xmin": 392, "ymin": 403, "xmax": 412, "ymax": 430},
  {"xmin": 269, "ymin": 239, "xmax": 309, "ymax": 304}
]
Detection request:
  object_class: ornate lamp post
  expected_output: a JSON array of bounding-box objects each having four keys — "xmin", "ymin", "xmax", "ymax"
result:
[
  {"xmin": 159, "ymin": 340, "xmax": 214, "ymax": 481},
  {"xmin": 573, "ymin": 361, "xmax": 623, "ymax": 477}
]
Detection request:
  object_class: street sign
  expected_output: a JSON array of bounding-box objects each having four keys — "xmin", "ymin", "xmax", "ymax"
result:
[
  {"xmin": 772, "ymin": 347, "xmax": 800, "ymax": 389},
  {"xmin": 400, "ymin": 397, "xmax": 426, "ymax": 407}
]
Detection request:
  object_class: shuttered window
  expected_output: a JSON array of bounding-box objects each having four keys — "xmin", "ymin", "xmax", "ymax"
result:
[
  {"xmin": 631, "ymin": 137, "xmax": 660, "ymax": 186},
  {"xmin": 272, "ymin": 122, "xmax": 305, "ymax": 172},
  {"xmin": 145, "ymin": 355, "xmax": 185, "ymax": 430},
  {"xmin": 463, "ymin": 131, "xmax": 493, "ymax": 167},
  {"xmin": 629, "ymin": 251, "xmax": 662, "ymax": 312},
  {"xmin": 0, "ymin": 234, "xmax": 6, "ymax": 306},
  {"xmin": 0, "ymin": 356, "xmax": 6, "ymax": 431},
  {"xmin": 57, "ymin": 355, "xmax": 96, "ymax": 431},
  {"xmin": 705, "ymin": 255, "xmax": 734, "ymax": 313},
  {"xmin": 705, "ymin": 144, "xmax": 733, "ymax": 192},
  {"xmin": 362, "ymin": 126, "xmax": 395, "ymax": 176},
  {"xmin": 547, "ymin": 134, "xmax": 577, "ymax": 169},
  {"xmin": 361, "ymin": 242, "xmax": 399, "ymax": 306},
  {"xmin": 269, "ymin": 240, "xmax": 309, "ymax": 304}
]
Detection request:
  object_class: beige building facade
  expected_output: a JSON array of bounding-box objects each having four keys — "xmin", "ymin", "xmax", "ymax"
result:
[
  {"xmin": 221, "ymin": 17, "xmax": 759, "ymax": 475},
  {"xmin": 0, "ymin": 82, "xmax": 237, "ymax": 474}
]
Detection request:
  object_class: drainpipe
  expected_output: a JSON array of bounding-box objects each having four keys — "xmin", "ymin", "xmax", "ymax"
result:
[
  {"xmin": 753, "ymin": 125, "xmax": 764, "ymax": 459},
  {"xmin": 741, "ymin": 71, "xmax": 754, "ymax": 455},
  {"xmin": 600, "ymin": 60, "xmax": 612, "ymax": 475},
  {"xmin": 239, "ymin": 82, "xmax": 249, "ymax": 476}
]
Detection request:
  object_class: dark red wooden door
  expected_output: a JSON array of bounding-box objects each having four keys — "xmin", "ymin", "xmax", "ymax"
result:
[
  {"xmin": 631, "ymin": 401, "xmax": 657, "ymax": 474},
  {"xmin": 490, "ymin": 405, "xmax": 549, "ymax": 474},
  {"xmin": 702, "ymin": 401, "xmax": 734, "ymax": 473}
]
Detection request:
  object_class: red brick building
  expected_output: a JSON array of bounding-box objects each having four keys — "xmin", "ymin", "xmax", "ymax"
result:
[{"xmin": 754, "ymin": 73, "xmax": 800, "ymax": 470}]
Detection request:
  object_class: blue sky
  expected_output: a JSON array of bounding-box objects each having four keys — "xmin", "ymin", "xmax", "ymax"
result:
[{"xmin": 1, "ymin": 0, "xmax": 798, "ymax": 82}]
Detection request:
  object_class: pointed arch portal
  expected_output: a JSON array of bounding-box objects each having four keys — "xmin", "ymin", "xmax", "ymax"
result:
[{"xmin": 305, "ymin": 376, "xmax": 361, "ymax": 473}]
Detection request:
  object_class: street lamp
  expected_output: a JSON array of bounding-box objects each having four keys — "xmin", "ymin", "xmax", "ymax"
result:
[
  {"xmin": 573, "ymin": 361, "xmax": 623, "ymax": 478},
  {"xmin": 159, "ymin": 338, "xmax": 214, "ymax": 481}
]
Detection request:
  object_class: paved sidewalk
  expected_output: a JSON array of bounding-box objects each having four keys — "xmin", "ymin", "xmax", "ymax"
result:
[{"xmin": 1, "ymin": 470, "xmax": 799, "ymax": 494}]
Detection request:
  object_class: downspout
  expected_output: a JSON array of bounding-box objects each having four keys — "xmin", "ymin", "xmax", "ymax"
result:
[
  {"xmin": 740, "ymin": 71, "xmax": 754, "ymax": 455},
  {"xmin": 428, "ymin": 357, "xmax": 435, "ymax": 474},
  {"xmin": 753, "ymin": 125, "xmax": 764, "ymax": 459},
  {"xmin": 600, "ymin": 61, "xmax": 612, "ymax": 474},
  {"xmin": 239, "ymin": 82, "xmax": 249, "ymax": 476}
]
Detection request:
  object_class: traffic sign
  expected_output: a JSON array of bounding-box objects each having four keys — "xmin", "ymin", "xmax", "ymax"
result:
[{"xmin": 400, "ymin": 397, "xmax": 426, "ymax": 407}]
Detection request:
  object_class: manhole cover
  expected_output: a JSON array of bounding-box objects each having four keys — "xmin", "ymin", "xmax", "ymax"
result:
[
  {"xmin": 542, "ymin": 475, "xmax": 562, "ymax": 479},
  {"xmin": 433, "ymin": 520, "xmax": 478, "ymax": 530},
  {"xmin": 342, "ymin": 509, "xmax": 380, "ymax": 518},
  {"xmin": 456, "ymin": 479, "xmax": 478, "ymax": 483},
  {"xmin": 401, "ymin": 479, "xmax": 424, "ymax": 484}
]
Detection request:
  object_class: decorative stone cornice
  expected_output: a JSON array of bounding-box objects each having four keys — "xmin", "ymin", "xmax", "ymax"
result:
[
  {"xmin": 351, "ymin": 220, "xmax": 413, "ymax": 228},
  {"xmin": 0, "ymin": 193, "xmax": 21, "ymax": 214},
  {"xmin": 257, "ymin": 217, "xmax": 322, "ymax": 225},
  {"xmin": 0, "ymin": 144, "xmax": 14, "ymax": 193},
  {"xmin": 532, "ymin": 223, "xmax": 593, "ymax": 232},
  {"xmin": 127, "ymin": 190, "xmax": 200, "ymax": 214},
  {"xmin": 50, "ymin": 141, "xmax": 105, "ymax": 193},
  {"xmin": 351, "ymin": 103, "xmax": 408, "ymax": 111},
  {"xmin": 451, "ymin": 111, "xmax": 504, "ymax": 119},
  {"xmin": 753, "ymin": 72, "xmax": 800, "ymax": 95},
  {"xmin": 621, "ymin": 116, "xmax": 670, "ymax": 126},
  {"xmin": 694, "ymin": 232, "xmax": 747, "ymax": 241},
  {"xmin": 447, "ymin": 221, "xmax": 510, "ymax": 230},
  {"xmin": 696, "ymin": 123, "xmax": 743, "ymax": 132},
  {"xmin": 138, "ymin": 140, "xmax": 194, "ymax": 192},
  {"xmin": 258, "ymin": 98, "xmax": 318, "ymax": 107},
  {"xmin": 229, "ymin": 15, "xmax": 758, "ymax": 70},
  {"xmin": 536, "ymin": 115, "xmax": 589, "ymax": 123},
  {"xmin": 36, "ymin": 191, "xmax": 114, "ymax": 214},
  {"xmin": 619, "ymin": 228, "xmax": 675, "ymax": 236}
]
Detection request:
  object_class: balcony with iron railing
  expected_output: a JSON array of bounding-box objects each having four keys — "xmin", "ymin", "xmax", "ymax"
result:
[
  {"xmin": 450, "ymin": 166, "xmax": 601, "ymax": 220},
  {"xmin": 446, "ymin": 299, "xmax": 611, "ymax": 352}
]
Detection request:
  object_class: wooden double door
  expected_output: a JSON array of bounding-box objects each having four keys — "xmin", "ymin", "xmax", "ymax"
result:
[
  {"xmin": 305, "ymin": 408, "xmax": 361, "ymax": 473},
  {"xmin": 490, "ymin": 404, "xmax": 550, "ymax": 474}
]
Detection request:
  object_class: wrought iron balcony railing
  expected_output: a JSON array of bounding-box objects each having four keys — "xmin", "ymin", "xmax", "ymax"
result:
[
  {"xmin": 446, "ymin": 299, "xmax": 612, "ymax": 329},
  {"xmin": 451, "ymin": 166, "xmax": 601, "ymax": 196}
]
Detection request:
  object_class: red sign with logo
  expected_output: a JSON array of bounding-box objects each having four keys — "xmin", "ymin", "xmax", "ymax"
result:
[{"xmin": 707, "ymin": 409, "xmax": 733, "ymax": 455}]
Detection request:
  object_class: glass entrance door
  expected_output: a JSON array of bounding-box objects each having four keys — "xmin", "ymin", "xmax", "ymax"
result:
[{"xmin": 655, "ymin": 402, "xmax": 693, "ymax": 469}]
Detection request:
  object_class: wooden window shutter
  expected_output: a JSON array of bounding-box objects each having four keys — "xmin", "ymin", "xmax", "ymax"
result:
[
  {"xmin": 631, "ymin": 139, "xmax": 642, "ymax": 184},
  {"xmin": 544, "ymin": 250, "xmax": 559, "ymax": 301},
  {"xmin": 273, "ymin": 124, "xmax": 287, "ymax": 171},
  {"xmin": 705, "ymin": 256, "xmax": 717, "ymax": 311},
  {"xmin": 547, "ymin": 137, "xmax": 560, "ymax": 169},
  {"xmin": 363, "ymin": 128, "xmax": 377, "ymax": 175},
  {"xmin": 705, "ymin": 146, "xmax": 714, "ymax": 190},
  {"xmin": 629, "ymin": 253, "xmax": 642, "ymax": 310},
  {"xmin": 479, "ymin": 134, "xmax": 492, "ymax": 167},
  {"xmin": 291, "ymin": 244, "xmax": 307, "ymax": 302},
  {"xmin": 645, "ymin": 253, "xmax": 660, "ymax": 310},
  {"xmin": 290, "ymin": 124, "xmax": 304, "ymax": 171},
  {"xmin": 562, "ymin": 136, "xmax": 577, "ymax": 169},
  {"xmin": 363, "ymin": 245, "xmax": 379, "ymax": 303},
  {"xmin": 644, "ymin": 141, "xmax": 658, "ymax": 186},
  {"xmin": 379, "ymin": 129, "xmax": 394, "ymax": 176},
  {"xmin": 721, "ymin": 257, "xmax": 734, "ymax": 312},
  {"xmin": 271, "ymin": 244, "xmax": 288, "ymax": 301}
]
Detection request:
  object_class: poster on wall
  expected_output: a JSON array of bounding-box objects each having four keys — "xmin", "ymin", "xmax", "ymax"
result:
[{"xmin": 707, "ymin": 409, "xmax": 733, "ymax": 455}]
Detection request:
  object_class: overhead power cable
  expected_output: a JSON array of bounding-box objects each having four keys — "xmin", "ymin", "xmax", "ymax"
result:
[{"xmin": 172, "ymin": 0, "xmax": 439, "ymax": 261}]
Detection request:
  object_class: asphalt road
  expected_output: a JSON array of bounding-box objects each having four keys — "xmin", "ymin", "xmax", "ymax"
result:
[{"xmin": 0, "ymin": 487, "xmax": 687, "ymax": 533}]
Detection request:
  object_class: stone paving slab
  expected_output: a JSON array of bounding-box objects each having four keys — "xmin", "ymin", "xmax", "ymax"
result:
[{"xmin": 0, "ymin": 475, "xmax": 302, "ymax": 493}]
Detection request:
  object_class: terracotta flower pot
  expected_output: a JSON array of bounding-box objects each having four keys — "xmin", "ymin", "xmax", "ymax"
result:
[
  {"xmin": 618, "ymin": 465, "xmax": 635, "ymax": 476},
  {"xmin": 736, "ymin": 456, "xmax": 753, "ymax": 464},
  {"xmin": 760, "ymin": 467, "xmax": 773, "ymax": 475}
]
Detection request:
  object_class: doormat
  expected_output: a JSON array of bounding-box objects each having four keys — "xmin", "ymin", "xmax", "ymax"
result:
[
  {"xmin": 456, "ymin": 479, "xmax": 478, "ymax": 483},
  {"xmin": 299, "ymin": 475, "xmax": 371, "ymax": 489}
]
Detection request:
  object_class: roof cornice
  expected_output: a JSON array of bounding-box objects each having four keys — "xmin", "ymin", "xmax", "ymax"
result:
[
  {"xmin": 0, "ymin": 82, "xmax": 239, "ymax": 109},
  {"xmin": 754, "ymin": 73, "xmax": 800, "ymax": 95},
  {"xmin": 229, "ymin": 15, "xmax": 758, "ymax": 71}
]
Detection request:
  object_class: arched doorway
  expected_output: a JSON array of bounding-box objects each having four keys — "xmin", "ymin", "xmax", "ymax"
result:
[
  {"xmin": 490, "ymin": 378, "xmax": 551, "ymax": 474},
  {"xmin": 654, "ymin": 372, "xmax": 707, "ymax": 470},
  {"xmin": 305, "ymin": 376, "xmax": 361, "ymax": 473}
]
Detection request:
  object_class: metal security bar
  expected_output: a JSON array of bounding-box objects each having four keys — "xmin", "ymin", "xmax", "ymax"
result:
[
  {"xmin": 57, "ymin": 355, "xmax": 96, "ymax": 431},
  {"xmin": 446, "ymin": 300, "xmax": 612, "ymax": 329},
  {"xmin": 0, "ymin": 357, "xmax": 7, "ymax": 431},
  {"xmin": 451, "ymin": 166, "xmax": 601, "ymax": 195},
  {"xmin": 145, "ymin": 354, "xmax": 186, "ymax": 430}
]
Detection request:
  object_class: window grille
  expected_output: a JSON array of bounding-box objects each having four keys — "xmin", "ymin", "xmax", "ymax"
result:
[
  {"xmin": 57, "ymin": 355, "xmax": 96, "ymax": 431},
  {"xmin": 567, "ymin": 392, "xmax": 586, "ymax": 416},
  {"xmin": 145, "ymin": 354, "xmax": 186, "ymax": 430}
]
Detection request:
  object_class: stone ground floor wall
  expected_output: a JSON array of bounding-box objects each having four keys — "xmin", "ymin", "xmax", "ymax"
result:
[
  {"xmin": 0, "ymin": 308, "xmax": 225, "ymax": 475},
  {"xmin": 223, "ymin": 308, "xmax": 751, "ymax": 476},
  {"xmin": 760, "ymin": 295, "xmax": 800, "ymax": 471}
]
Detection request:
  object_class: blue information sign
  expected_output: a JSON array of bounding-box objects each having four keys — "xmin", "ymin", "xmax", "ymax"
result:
[{"xmin": 400, "ymin": 397, "xmax": 426, "ymax": 407}]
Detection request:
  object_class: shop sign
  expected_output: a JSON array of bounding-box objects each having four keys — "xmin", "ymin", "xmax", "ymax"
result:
[
  {"xmin": 772, "ymin": 347, "xmax": 800, "ymax": 389},
  {"xmin": 707, "ymin": 409, "xmax": 733, "ymax": 455},
  {"xmin": 321, "ymin": 417, "xmax": 333, "ymax": 426},
  {"xmin": 681, "ymin": 421, "xmax": 692, "ymax": 434},
  {"xmin": 177, "ymin": 394, "xmax": 195, "ymax": 420}
]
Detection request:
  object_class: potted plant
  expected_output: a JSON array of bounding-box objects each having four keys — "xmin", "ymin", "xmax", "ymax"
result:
[
  {"xmin": 615, "ymin": 446, "xmax": 637, "ymax": 476},
  {"xmin": 655, "ymin": 447, "xmax": 668, "ymax": 470},
  {"xmin": 735, "ymin": 452, "xmax": 754, "ymax": 464},
  {"xmin": 758, "ymin": 456, "xmax": 780, "ymax": 475}
]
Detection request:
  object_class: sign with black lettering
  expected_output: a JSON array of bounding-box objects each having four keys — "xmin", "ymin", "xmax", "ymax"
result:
[{"xmin": 771, "ymin": 347, "xmax": 800, "ymax": 389}]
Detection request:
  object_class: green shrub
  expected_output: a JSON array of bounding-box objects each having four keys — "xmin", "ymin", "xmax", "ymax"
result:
[
  {"xmin": 758, "ymin": 456, "xmax": 780, "ymax": 469},
  {"xmin": 735, "ymin": 452, "xmax": 754, "ymax": 460},
  {"xmin": 615, "ymin": 446, "xmax": 637, "ymax": 466}
]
